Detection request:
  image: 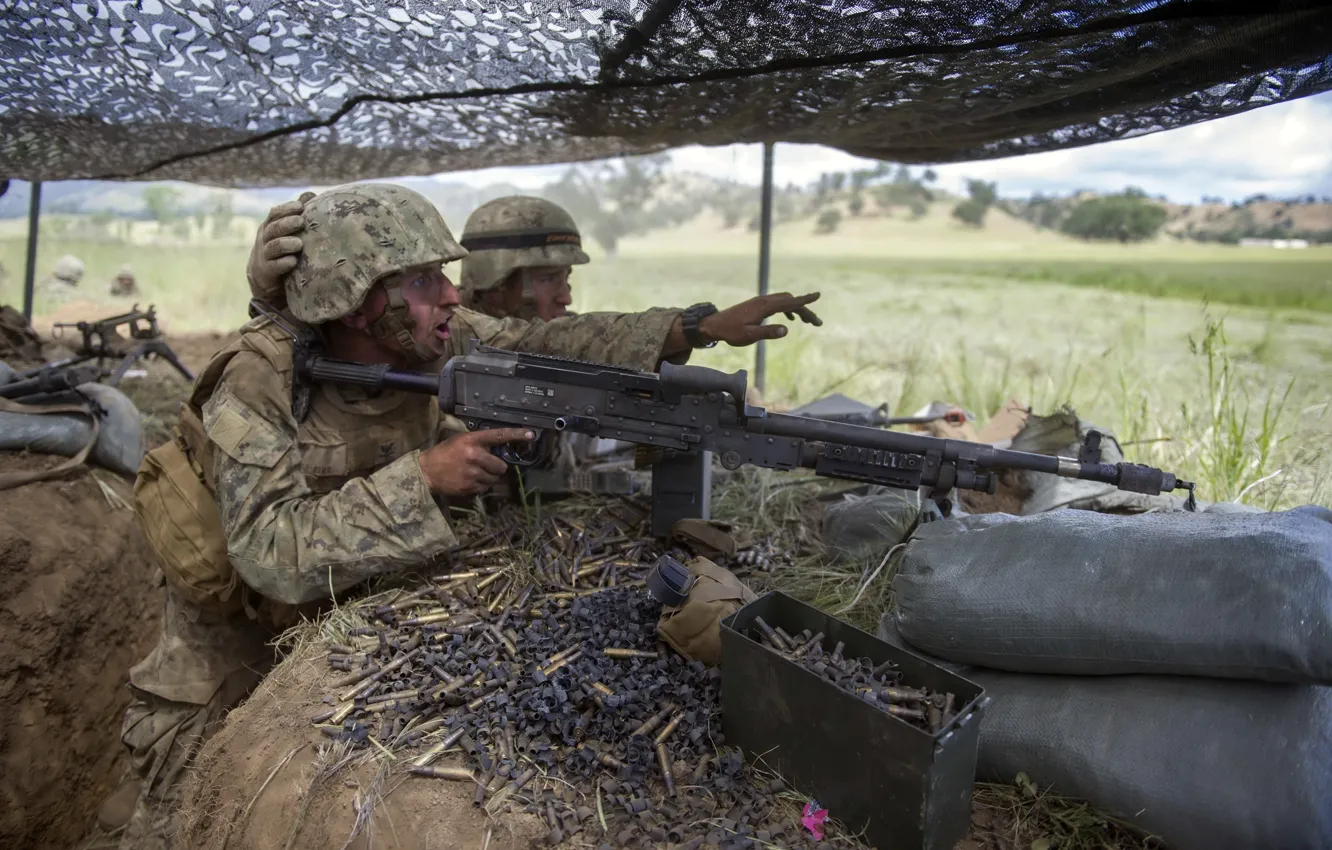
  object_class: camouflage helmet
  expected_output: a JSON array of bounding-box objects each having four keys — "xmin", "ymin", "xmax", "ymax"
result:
[
  {"xmin": 51, "ymin": 254, "xmax": 85, "ymax": 284},
  {"xmin": 286, "ymin": 183, "xmax": 466, "ymax": 325},
  {"xmin": 458, "ymin": 196, "xmax": 589, "ymax": 306}
]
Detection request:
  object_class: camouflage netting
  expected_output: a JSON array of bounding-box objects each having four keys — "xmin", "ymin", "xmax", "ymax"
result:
[{"xmin": 2, "ymin": 1, "xmax": 1331, "ymax": 186}]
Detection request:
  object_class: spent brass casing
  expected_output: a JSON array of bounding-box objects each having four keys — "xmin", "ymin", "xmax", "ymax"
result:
[
  {"xmin": 541, "ymin": 648, "xmax": 582, "ymax": 676},
  {"xmin": 886, "ymin": 704, "xmax": 926, "ymax": 722},
  {"xmin": 412, "ymin": 738, "xmax": 449, "ymax": 768},
  {"xmin": 591, "ymin": 682, "xmax": 614, "ymax": 697},
  {"xmin": 629, "ymin": 704, "xmax": 675, "ymax": 739},
  {"xmin": 337, "ymin": 647, "xmax": 419, "ymax": 702},
  {"xmin": 366, "ymin": 688, "xmax": 419, "ymax": 705},
  {"xmin": 656, "ymin": 743, "xmax": 676, "ymax": 796},
  {"xmin": 328, "ymin": 664, "xmax": 380, "ymax": 689},
  {"xmin": 880, "ymin": 686, "xmax": 929, "ymax": 704},
  {"xmin": 400, "ymin": 610, "xmax": 452, "ymax": 626},
  {"xmin": 475, "ymin": 570, "xmax": 505, "ymax": 591},
  {"xmin": 752, "ymin": 616, "xmax": 789, "ymax": 650},
  {"xmin": 792, "ymin": 632, "xmax": 825, "ymax": 659},
  {"xmin": 410, "ymin": 765, "xmax": 475, "ymax": 781},
  {"xmin": 466, "ymin": 686, "xmax": 501, "ymax": 711},
  {"xmin": 578, "ymin": 743, "xmax": 626, "ymax": 770},
  {"xmin": 603, "ymin": 648, "xmax": 658, "ymax": 660},
  {"xmin": 653, "ymin": 712, "xmax": 684, "ymax": 746}
]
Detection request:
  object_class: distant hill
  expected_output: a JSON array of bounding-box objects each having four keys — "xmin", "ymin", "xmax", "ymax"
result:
[
  {"xmin": 0, "ymin": 177, "xmax": 528, "ymax": 229},
  {"xmin": 1004, "ymin": 191, "xmax": 1332, "ymax": 244}
]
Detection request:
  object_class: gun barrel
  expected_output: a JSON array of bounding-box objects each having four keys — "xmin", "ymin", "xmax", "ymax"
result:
[
  {"xmin": 303, "ymin": 358, "xmax": 439, "ymax": 395},
  {"xmin": 754, "ymin": 412, "xmax": 1167, "ymax": 492}
]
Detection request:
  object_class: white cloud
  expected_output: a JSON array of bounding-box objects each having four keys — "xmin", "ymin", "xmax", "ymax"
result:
[{"xmin": 437, "ymin": 91, "xmax": 1332, "ymax": 203}]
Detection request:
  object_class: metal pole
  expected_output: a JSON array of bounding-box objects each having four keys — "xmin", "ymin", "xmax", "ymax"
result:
[
  {"xmin": 754, "ymin": 142, "xmax": 774, "ymax": 397},
  {"xmin": 22, "ymin": 181, "xmax": 41, "ymax": 322}
]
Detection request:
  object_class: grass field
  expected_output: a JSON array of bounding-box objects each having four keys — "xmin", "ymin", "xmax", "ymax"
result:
[{"xmin": 3, "ymin": 201, "xmax": 1329, "ymax": 510}]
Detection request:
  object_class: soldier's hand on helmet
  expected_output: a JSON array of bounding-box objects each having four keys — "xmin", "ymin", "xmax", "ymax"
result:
[
  {"xmin": 246, "ymin": 191, "xmax": 315, "ymax": 306},
  {"xmin": 419, "ymin": 427, "xmax": 536, "ymax": 497},
  {"xmin": 699, "ymin": 291, "xmax": 823, "ymax": 347}
]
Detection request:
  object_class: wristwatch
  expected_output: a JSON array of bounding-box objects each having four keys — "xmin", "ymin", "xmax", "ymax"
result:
[{"xmin": 680, "ymin": 302, "xmax": 719, "ymax": 348}]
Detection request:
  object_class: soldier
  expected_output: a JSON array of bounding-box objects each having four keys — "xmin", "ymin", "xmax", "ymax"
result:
[
  {"xmin": 454, "ymin": 195, "xmax": 628, "ymax": 493},
  {"xmin": 36, "ymin": 253, "xmax": 85, "ymax": 305},
  {"xmin": 456, "ymin": 195, "xmax": 584, "ymax": 322},
  {"xmin": 111, "ymin": 182, "xmax": 820, "ymax": 849},
  {"xmin": 110, "ymin": 264, "xmax": 138, "ymax": 297}
]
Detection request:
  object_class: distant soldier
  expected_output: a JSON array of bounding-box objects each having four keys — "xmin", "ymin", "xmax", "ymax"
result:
[
  {"xmin": 37, "ymin": 253, "xmax": 85, "ymax": 305},
  {"xmin": 110, "ymin": 264, "xmax": 138, "ymax": 297}
]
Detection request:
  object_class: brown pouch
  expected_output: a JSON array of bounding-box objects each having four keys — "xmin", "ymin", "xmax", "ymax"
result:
[
  {"xmin": 656, "ymin": 557, "xmax": 756, "ymax": 667},
  {"xmin": 133, "ymin": 406, "xmax": 242, "ymax": 613}
]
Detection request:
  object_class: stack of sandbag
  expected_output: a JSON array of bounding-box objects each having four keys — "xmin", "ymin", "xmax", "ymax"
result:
[{"xmin": 879, "ymin": 506, "xmax": 1332, "ymax": 850}]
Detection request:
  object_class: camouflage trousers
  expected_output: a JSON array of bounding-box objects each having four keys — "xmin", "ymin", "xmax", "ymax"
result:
[{"xmin": 117, "ymin": 586, "xmax": 280, "ymax": 850}]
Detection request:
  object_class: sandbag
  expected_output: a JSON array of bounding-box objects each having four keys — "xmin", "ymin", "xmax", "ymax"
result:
[
  {"xmin": 0, "ymin": 359, "xmax": 15, "ymax": 386},
  {"xmin": 892, "ymin": 506, "xmax": 1332, "ymax": 682},
  {"xmin": 820, "ymin": 487, "xmax": 923, "ymax": 562},
  {"xmin": 874, "ymin": 616, "xmax": 1332, "ymax": 850},
  {"xmin": 0, "ymin": 383, "xmax": 145, "ymax": 477}
]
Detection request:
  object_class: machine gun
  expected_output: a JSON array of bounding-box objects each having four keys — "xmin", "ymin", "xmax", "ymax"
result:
[
  {"xmin": 789, "ymin": 393, "xmax": 970, "ymax": 429},
  {"xmin": 0, "ymin": 361, "xmax": 105, "ymax": 400},
  {"xmin": 296, "ymin": 343, "xmax": 1198, "ymax": 535},
  {"xmin": 51, "ymin": 303, "xmax": 195, "ymax": 386}
]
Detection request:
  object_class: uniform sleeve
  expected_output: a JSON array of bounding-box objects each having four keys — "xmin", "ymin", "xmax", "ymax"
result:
[
  {"xmin": 451, "ymin": 307, "xmax": 688, "ymax": 371},
  {"xmin": 203, "ymin": 351, "xmax": 458, "ymax": 605}
]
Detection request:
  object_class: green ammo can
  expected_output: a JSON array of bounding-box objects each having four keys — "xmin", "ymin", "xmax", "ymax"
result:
[{"xmin": 721, "ymin": 591, "xmax": 988, "ymax": 850}]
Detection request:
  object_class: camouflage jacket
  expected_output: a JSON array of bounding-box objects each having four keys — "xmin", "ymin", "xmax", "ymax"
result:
[{"xmin": 196, "ymin": 306, "xmax": 683, "ymax": 605}]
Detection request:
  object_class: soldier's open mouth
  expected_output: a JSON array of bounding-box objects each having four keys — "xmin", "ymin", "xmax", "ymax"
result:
[{"xmin": 434, "ymin": 319, "xmax": 451, "ymax": 340}]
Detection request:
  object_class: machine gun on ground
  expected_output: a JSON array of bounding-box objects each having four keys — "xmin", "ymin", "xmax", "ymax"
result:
[
  {"xmin": 789, "ymin": 393, "xmax": 970, "ymax": 429},
  {"xmin": 0, "ymin": 361, "xmax": 106, "ymax": 400},
  {"xmin": 51, "ymin": 304, "xmax": 194, "ymax": 386},
  {"xmin": 296, "ymin": 342, "xmax": 1197, "ymax": 535}
]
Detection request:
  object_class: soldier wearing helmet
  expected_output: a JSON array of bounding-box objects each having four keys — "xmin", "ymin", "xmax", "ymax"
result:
[
  {"xmin": 110, "ymin": 183, "xmax": 820, "ymax": 849},
  {"xmin": 456, "ymin": 195, "xmax": 586, "ymax": 322}
]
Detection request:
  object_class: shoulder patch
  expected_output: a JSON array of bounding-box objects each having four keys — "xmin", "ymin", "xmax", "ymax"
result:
[{"xmin": 204, "ymin": 388, "xmax": 292, "ymax": 468}]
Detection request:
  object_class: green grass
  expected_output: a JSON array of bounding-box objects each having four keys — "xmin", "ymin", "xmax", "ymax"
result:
[{"xmin": 818, "ymin": 257, "xmax": 1332, "ymax": 313}]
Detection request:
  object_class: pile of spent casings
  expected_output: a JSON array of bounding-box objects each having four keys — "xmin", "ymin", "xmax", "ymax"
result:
[
  {"xmin": 311, "ymin": 502, "xmax": 863, "ymax": 849},
  {"xmin": 748, "ymin": 616, "xmax": 959, "ymax": 733}
]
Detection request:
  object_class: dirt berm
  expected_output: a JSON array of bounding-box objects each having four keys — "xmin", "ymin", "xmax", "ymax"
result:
[
  {"xmin": 177, "ymin": 650, "xmax": 545, "ymax": 850},
  {"xmin": 0, "ymin": 454, "xmax": 160, "ymax": 849}
]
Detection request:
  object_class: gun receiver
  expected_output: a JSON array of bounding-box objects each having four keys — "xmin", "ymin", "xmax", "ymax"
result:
[{"xmin": 297, "ymin": 343, "xmax": 1198, "ymax": 528}]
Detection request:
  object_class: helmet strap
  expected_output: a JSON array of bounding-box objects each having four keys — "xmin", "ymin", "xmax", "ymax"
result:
[{"xmin": 367, "ymin": 281, "xmax": 439, "ymax": 364}]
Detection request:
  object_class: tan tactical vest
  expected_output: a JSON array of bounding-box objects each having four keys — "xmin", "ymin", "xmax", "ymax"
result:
[{"xmin": 134, "ymin": 313, "xmax": 440, "ymax": 617}]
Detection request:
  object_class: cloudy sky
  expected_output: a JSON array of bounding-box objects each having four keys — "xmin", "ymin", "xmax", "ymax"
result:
[{"xmin": 441, "ymin": 91, "xmax": 1332, "ymax": 204}]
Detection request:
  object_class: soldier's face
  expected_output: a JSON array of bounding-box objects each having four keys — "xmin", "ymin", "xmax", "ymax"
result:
[
  {"xmin": 376, "ymin": 262, "xmax": 461, "ymax": 356},
  {"xmin": 506, "ymin": 266, "xmax": 572, "ymax": 321}
]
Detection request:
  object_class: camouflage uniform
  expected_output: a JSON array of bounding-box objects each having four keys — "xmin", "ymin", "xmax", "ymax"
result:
[
  {"xmin": 118, "ymin": 184, "xmax": 684, "ymax": 849},
  {"xmin": 457, "ymin": 197, "xmax": 641, "ymax": 496}
]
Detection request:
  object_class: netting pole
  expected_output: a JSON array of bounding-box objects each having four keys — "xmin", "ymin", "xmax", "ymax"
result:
[
  {"xmin": 22, "ymin": 181, "xmax": 41, "ymax": 322},
  {"xmin": 754, "ymin": 142, "xmax": 775, "ymax": 398}
]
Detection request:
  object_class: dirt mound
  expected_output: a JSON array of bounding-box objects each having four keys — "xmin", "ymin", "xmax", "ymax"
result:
[
  {"xmin": 1, "ymin": 304, "xmax": 44, "ymax": 367},
  {"xmin": 0, "ymin": 454, "xmax": 161, "ymax": 849},
  {"xmin": 177, "ymin": 651, "xmax": 543, "ymax": 850}
]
